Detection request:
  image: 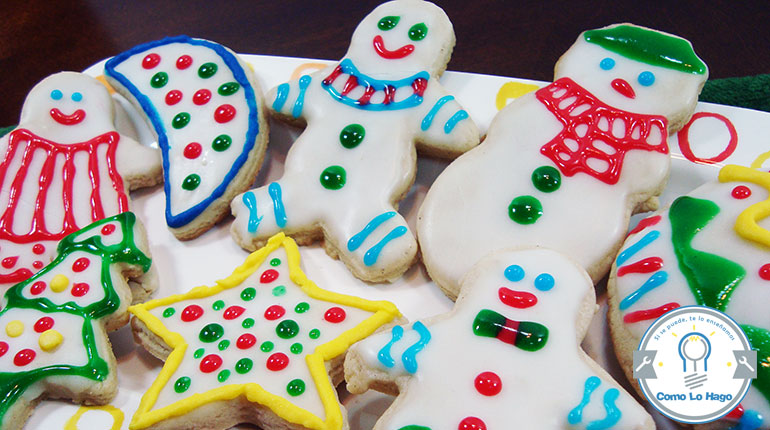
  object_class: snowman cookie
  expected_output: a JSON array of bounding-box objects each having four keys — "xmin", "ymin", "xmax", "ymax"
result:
[
  {"xmin": 0, "ymin": 72, "xmax": 161, "ymax": 297},
  {"xmin": 417, "ymin": 23, "xmax": 708, "ymax": 298},
  {"xmin": 105, "ymin": 35, "xmax": 269, "ymax": 239},
  {"xmin": 608, "ymin": 165, "xmax": 770, "ymax": 429},
  {"xmin": 345, "ymin": 247, "xmax": 654, "ymax": 429},
  {"xmin": 230, "ymin": 0, "xmax": 479, "ymax": 283},
  {"xmin": 0, "ymin": 212, "xmax": 153, "ymax": 430}
]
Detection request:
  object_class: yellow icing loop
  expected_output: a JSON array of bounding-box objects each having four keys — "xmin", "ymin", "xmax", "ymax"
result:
[
  {"xmin": 495, "ymin": 81, "xmax": 540, "ymax": 110},
  {"xmin": 718, "ymin": 164, "xmax": 770, "ymax": 248},
  {"xmin": 64, "ymin": 405, "xmax": 125, "ymax": 430},
  {"xmin": 750, "ymin": 150, "xmax": 770, "ymax": 169},
  {"xmin": 128, "ymin": 233, "xmax": 401, "ymax": 430}
]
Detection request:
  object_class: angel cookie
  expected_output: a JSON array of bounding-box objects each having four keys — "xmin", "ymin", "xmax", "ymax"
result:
[
  {"xmin": 0, "ymin": 72, "xmax": 161, "ymax": 296},
  {"xmin": 230, "ymin": 0, "xmax": 479, "ymax": 283},
  {"xmin": 0, "ymin": 212, "xmax": 153, "ymax": 430},
  {"xmin": 129, "ymin": 233, "xmax": 401, "ymax": 430},
  {"xmin": 105, "ymin": 35, "xmax": 268, "ymax": 239},
  {"xmin": 418, "ymin": 24, "xmax": 708, "ymax": 298},
  {"xmin": 609, "ymin": 165, "xmax": 770, "ymax": 429},
  {"xmin": 345, "ymin": 248, "xmax": 654, "ymax": 429}
]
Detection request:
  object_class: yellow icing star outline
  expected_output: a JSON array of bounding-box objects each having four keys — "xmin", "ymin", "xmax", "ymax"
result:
[
  {"xmin": 718, "ymin": 164, "xmax": 770, "ymax": 248},
  {"xmin": 128, "ymin": 233, "xmax": 401, "ymax": 430}
]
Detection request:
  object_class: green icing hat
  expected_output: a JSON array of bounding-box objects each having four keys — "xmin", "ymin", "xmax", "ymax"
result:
[{"xmin": 584, "ymin": 24, "xmax": 706, "ymax": 75}]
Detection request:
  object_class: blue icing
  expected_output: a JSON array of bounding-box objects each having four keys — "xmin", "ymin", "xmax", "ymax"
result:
[
  {"xmin": 348, "ymin": 211, "xmax": 397, "ymax": 252},
  {"xmin": 444, "ymin": 110, "xmax": 468, "ymax": 134},
  {"xmin": 421, "ymin": 95, "xmax": 454, "ymax": 131},
  {"xmin": 363, "ymin": 226, "xmax": 408, "ymax": 267},
  {"xmin": 377, "ymin": 325, "xmax": 404, "ymax": 368},
  {"xmin": 568, "ymin": 376, "xmax": 601, "ymax": 425},
  {"xmin": 292, "ymin": 75, "xmax": 311, "ymax": 118},
  {"xmin": 534, "ymin": 273, "xmax": 555, "ymax": 291},
  {"xmin": 616, "ymin": 230, "xmax": 660, "ymax": 265},
  {"xmin": 504, "ymin": 265, "xmax": 525, "ymax": 282},
  {"xmin": 619, "ymin": 271, "xmax": 668, "ymax": 310},
  {"xmin": 268, "ymin": 182, "xmax": 287, "ymax": 228},
  {"xmin": 273, "ymin": 83, "xmax": 290, "ymax": 111},
  {"xmin": 241, "ymin": 192, "xmax": 261, "ymax": 234},
  {"xmin": 402, "ymin": 322, "xmax": 431, "ymax": 374},
  {"xmin": 587, "ymin": 388, "xmax": 622, "ymax": 430}
]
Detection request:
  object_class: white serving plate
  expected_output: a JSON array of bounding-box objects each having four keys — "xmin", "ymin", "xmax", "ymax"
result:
[{"xmin": 25, "ymin": 54, "xmax": 770, "ymax": 430}]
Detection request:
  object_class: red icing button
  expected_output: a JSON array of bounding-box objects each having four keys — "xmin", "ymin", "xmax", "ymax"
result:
[
  {"xmin": 732, "ymin": 185, "xmax": 752, "ymax": 199},
  {"xmin": 474, "ymin": 371, "xmax": 502, "ymax": 396},
  {"xmin": 223, "ymin": 305, "xmax": 246, "ymax": 320},
  {"xmin": 199, "ymin": 354, "xmax": 223, "ymax": 373},
  {"xmin": 176, "ymin": 55, "xmax": 193, "ymax": 70},
  {"xmin": 165, "ymin": 89, "xmax": 183, "ymax": 106},
  {"xmin": 181, "ymin": 304, "xmax": 204, "ymax": 322},
  {"xmin": 266, "ymin": 352, "xmax": 289, "ymax": 371},
  {"xmin": 72, "ymin": 282, "xmax": 90, "ymax": 297},
  {"xmin": 236, "ymin": 333, "xmax": 256, "ymax": 350},
  {"xmin": 183, "ymin": 142, "xmax": 202, "ymax": 159},
  {"xmin": 2, "ymin": 257, "xmax": 18, "ymax": 269},
  {"xmin": 0, "ymin": 342, "xmax": 7, "ymax": 357},
  {"xmin": 72, "ymin": 257, "xmax": 90, "ymax": 273},
  {"xmin": 214, "ymin": 104, "xmax": 236, "ymax": 123},
  {"xmin": 32, "ymin": 261, "xmax": 44, "ymax": 270},
  {"xmin": 32, "ymin": 244, "xmax": 45, "ymax": 255},
  {"xmin": 142, "ymin": 53, "xmax": 161, "ymax": 69},
  {"xmin": 759, "ymin": 264, "xmax": 770, "ymax": 281},
  {"xmin": 14, "ymin": 349, "xmax": 36, "ymax": 367},
  {"xmin": 260, "ymin": 269, "xmax": 279, "ymax": 284},
  {"xmin": 30, "ymin": 281, "xmax": 46, "ymax": 295},
  {"xmin": 458, "ymin": 417, "xmax": 486, "ymax": 430},
  {"xmin": 101, "ymin": 224, "xmax": 116, "ymax": 235},
  {"xmin": 193, "ymin": 89, "xmax": 212, "ymax": 105},
  {"xmin": 324, "ymin": 307, "xmax": 346, "ymax": 323},
  {"xmin": 34, "ymin": 317, "xmax": 54, "ymax": 333},
  {"xmin": 264, "ymin": 305, "xmax": 285, "ymax": 321}
]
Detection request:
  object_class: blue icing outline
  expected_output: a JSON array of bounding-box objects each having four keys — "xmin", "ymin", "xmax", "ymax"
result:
[{"xmin": 104, "ymin": 35, "xmax": 260, "ymax": 228}]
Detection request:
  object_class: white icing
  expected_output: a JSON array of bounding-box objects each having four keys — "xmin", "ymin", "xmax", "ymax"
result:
[{"xmin": 349, "ymin": 248, "xmax": 653, "ymax": 429}]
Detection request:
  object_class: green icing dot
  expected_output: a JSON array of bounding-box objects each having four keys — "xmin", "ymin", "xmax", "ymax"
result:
[
  {"xmin": 309, "ymin": 329, "xmax": 320, "ymax": 339},
  {"xmin": 261, "ymin": 341, "xmax": 274, "ymax": 352},
  {"xmin": 162, "ymin": 308, "xmax": 175, "ymax": 318},
  {"xmin": 218, "ymin": 82, "xmax": 240, "ymax": 96},
  {"xmin": 150, "ymin": 72, "xmax": 168, "ymax": 88},
  {"xmin": 272, "ymin": 286, "xmax": 286, "ymax": 297},
  {"xmin": 172, "ymin": 112, "xmax": 190, "ymax": 129},
  {"xmin": 339, "ymin": 124, "xmax": 365, "ymax": 149},
  {"xmin": 276, "ymin": 319, "xmax": 300, "ymax": 339},
  {"xmin": 212, "ymin": 300, "xmax": 225, "ymax": 311},
  {"xmin": 182, "ymin": 173, "xmax": 201, "ymax": 191},
  {"xmin": 198, "ymin": 62, "xmax": 218, "ymax": 78},
  {"xmin": 408, "ymin": 23, "xmax": 428, "ymax": 41},
  {"xmin": 235, "ymin": 358, "xmax": 253, "ymax": 374},
  {"xmin": 531, "ymin": 166, "xmax": 561, "ymax": 193},
  {"xmin": 377, "ymin": 16, "xmax": 399, "ymax": 31},
  {"xmin": 242, "ymin": 318, "xmax": 255, "ymax": 329},
  {"xmin": 217, "ymin": 369, "xmax": 230, "ymax": 383},
  {"xmin": 270, "ymin": 258, "xmax": 281, "ymax": 267},
  {"xmin": 294, "ymin": 302, "xmax": 310, "ymax": 314},
  {"xmin": 287, "ymin": 379, "xmax": 306, "ymax": 396},
  {"xmin": 508, "ymin": 195, "xmax": 543, "ymax": 225},
  {"xmin": 174, "ymin": 376, "xmax": 191, "ymax": 393},
  {"xmin": 212, "ymin": 134, "xmax": 232, "ymax": 152},
  {"xmin": 199, "ymin": 323, "xmax": 224, "ymax": 343},
  {"xmin": 218, "ymin": 339, "xmax": 230, "ymax": 351},
  {"xmin": 241, "ymin": 287, "xmax": 256, "ymax": 301},
  {"xmin": 193, "ymin": 348, "xmax": 205, "ymax": 359},
  {"xmin": 290, "ymin": 343, "xmax": 303, "ymax": 354},
  {"xmin": 320, "ymin": 166, "xmax": 346, "ymax": 190}
]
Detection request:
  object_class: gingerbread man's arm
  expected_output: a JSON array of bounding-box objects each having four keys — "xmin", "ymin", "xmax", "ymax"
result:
[
  {"xmin": 115, "ymin": 133, "xmax": 163, "ymax": 189},
  {"xmin": 413, "ymin": 82, "xmax": 480, "ymax": 159},
  {"xmin": 265, "ymin": 70, "xmax": 323, "ymax": 125}
]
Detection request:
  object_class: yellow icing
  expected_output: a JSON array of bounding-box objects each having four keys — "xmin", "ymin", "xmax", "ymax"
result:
[
  {"xmin": 495, "ymin": 81, "xmax": 540, "ymax": 110},
  {"xmin": 64, "ymin": 405, "xmax": 125, "ymax": 430},
  {"xmin": 39, "ymin": 329, "xmax": 63, "ymax": 352},
  {"xmin": 751, "ymin": 150, "xmax": 770, "ymax": 169},
  {"xmin": 50, "ymin": 274, "xmax": 70, "ymax": 293},
  {"xmin": 290, "ymin": 62, "xmax": 330, "ymax": 81},
  {"xmin": 95, "ymin": 75, "xmax": 117, "ymax": 95},
  {"xmin": 5, "ymin": 320, "xmax": 23, "ymax": 337},
  {"xmin": 128, "ymin": 233, "xmax": 401, "ymax": 430},
  {"xmin": 718, "ymin": 164, "xmax": 770, "ymax": 248}
]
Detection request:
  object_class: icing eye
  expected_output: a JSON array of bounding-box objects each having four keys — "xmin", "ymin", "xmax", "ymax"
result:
[
  {"xmin": 50, "ymin": 90, "xmax": 63, "ymax": 100},
  {"xmin": 534, "ymin": 273, "xmax": 554, "ymax": 291},
  {"xmin": 599, "ymin": 57, "xmax": 615, "ymax": 70},
  {"xmin": 378, "ymin": 16, "xmax": 400, "ymax": 31},
  {"xmin": 638, "ymin": 71, "xmax": 655, "ymax": 87},
  {"xmin": 408, "ymin": 23, "xmax": 428, "ymax": 41},
  {"xmin": 71, "ymin": 92, "xmax": 83, "ymax": 102}
]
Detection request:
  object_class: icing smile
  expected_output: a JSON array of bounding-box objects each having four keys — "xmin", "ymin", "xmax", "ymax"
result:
[
  {"xmin": 372, "ymin": 35, "xmax": 414, "ymax": 59},
  {"xmin": 611, "ymin": 78, "xmax": 636, "ymax": 99},
  {"xmin": 50, "ymin": 108, "xmax": 86, "ymax": 125}
]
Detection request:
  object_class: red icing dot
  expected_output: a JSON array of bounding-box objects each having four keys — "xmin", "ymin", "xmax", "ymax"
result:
[
  {"xmin": 2, "ymin": 256, "xmax": 18, "ymax": 269},
  {"xmin": 142, "ymin": 53, "xmax": 161, "ymax": 69},
  {"xmin": 34, "ymin": 316, "xmax": 54, "ymax": 333},
  {"xmin": 474, "ymin": 371, "xmax": 502, "ymax": 396},
  {"xmin": 199, "ymin": 354, "xmax": 223, "ymax": 373},
  {"xmin": 32, "ymin": 244, "xmax": 45, "ymax": 255},
  {"xmin": 732, "ymin": 185, "xmax": 752, "ymax": 199},
  {"xmin": 183, "ymin": 142, "xmax": 202, "ymax": 159},
  {"xmin": 264, "ymin": 305, "xmax": 285, "ymax": 321},
  {"xmin": 176, "ymin": 55, "xmax": 193, "ymax": 70},
  {"xmin": 214, "ymin": 104, "xmax": 236, "ymax": 123},
  {"xmin": 181, "ymin": 304, "xmax": 204, "ymax": 322},
  {"xmin": 236, "ymin": 333, "xmax": 256, "ymax": 350},
  {"xmin": 0, "ymin": 342, "xmax": 7, "ymax": 357},
  {"xmin": 193, "ymin": 89, "xmax": 212, "ymax": 105},
  {"xmin": 260, "ymin": 269, "xmax": 279, "ymax": 284},
  {"xmin": 72, "ymin": 257, "xmax": 90, "ymax": 273},
  {"xmin": 458, "ymin": 417, "xmax": 486, "ymax": 430},
  {"xmin": 223, "ymin": 305, "xmax": 246, "ymax": 320},
  {"xmin": 324, "ymin": 307, "xmax": 346, "ymax": 323},
  {"xmin": 759, "ymin": 264, "xmax": 770, "ymax": 281},
  {"xmin": 266, "ymin": 352, "xmax": 289, "ymax": 371},
  {"xmin": 30, "ymin": 281, "xmax": 46, "ymax": 295},
  {"xmin": 32, "ymin": 261, "xmax": 44, "ymax": 270},
  {"xmin": 14, "ymin": 349, "xmax": 36, "ymax": 367},
  {"xmin": 101, "ymin": 224, "xmax": 116, "ymax": 235},
  {"xmin": 165, "ymin": 90, "xmax": 183, "ymax": 105},
  {"xmin": 71, "ymin": 282, "xmax": 90, "ymax": 297}
]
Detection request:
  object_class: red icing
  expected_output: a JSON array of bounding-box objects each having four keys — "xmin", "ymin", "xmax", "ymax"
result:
[
  {"xmin": 611, "ymin": 78, "xmax": 636, "ymax": 99},
  {"xmin": 2, "ymin": 256, "xmax": 17, "ymax": 269},
  {"xmin": 0, "ymin": 269, "xmax": 33, "ymax": 284},
  {"xmin": 759, "ymin": 264, "xmax": 770, "ymax": 281},
  {"xmin": 142, "ymin": 53, "xmax": 161, "ymax": 69},
  {"xmin": 0, "ymin": 342, "xmax": 7, "ymax": 357},
  {"xmin": 498, "ymin": 287, "xmax": 537, "ymax": 309},
  {"xmin": 627, "ymin": 215, "xmax": 662, "ymax": 237},
  {"xmin": 264, "ymin": 305, "xmax": 285, "ymax": 321},
  {"xmin": 474, "ymin": 371, "xmax": 502, "ymax": 396},
  {"xmin": 30, "ymin": 281, "xmax": 46, "ymax": 295},
  {"xmin": 165, "ymin": 90, "xmax": 183, "ymax": 106},
  {"xmin": 101, "ymin": 224, "xmax": 116, "ymax": 235},
  {"xmin": 223, "ymin": 305, "xmax": 246, "ymax": 320},
  {"xmin": 372, "ymin": 35, "xmax": 414, "ymax": 59},
  {"xmin": 266, "ymin": 352, "xmax": 289, "ymax": 371},
  {"xmin": 341, "ymin": 76, "xmax": 358, "ymax": 96},
  {"xmin": 324, "ymin": 307, "xmax": 346, "ymax": 323},
  {"xmin": 176, "ymin": 55, "xmax": 192, "ymax": 70},
  {"xmin": 72, "ymin": 257, "xmax": 90, "ymax": 272},
  {"xmin": 71, "ymin": 282, "xmax": 89, "ymax": 297},
  {"xmin": 617, "ymin": 257, "xmax": 663, "ymax": 277},
  {"xmin": 260, "ymin": 269, "xmax": 279, "ymax": 284},
  {"xmin": 181, "ymin": 304, "xmax": 204, "ymax": 322},
  {"xmin": 199, "ymin": 354, "xmax": 223, "ymax": 373},
  {"xmin": 677, "ymin": 112, "xmax": 738, "ymax": 165},
  {"xmin": 193, "ymin": 89, "xmax": 212, "ymax": 106},
  {"xmin": 458, "ymin": 417, "xmax": 486, "ymax": 430},
  {"xmin": 214, "ymin": 104, "xmax": 236, "ymax": 123},
  {"xmin": 497, "ymin": 319, "xmax": 520, "ymax": 345},
  {"xmin": 32, "ymin": 244, "xmax": 45, "ymax": 255},
  {"xmin": 32, "ymin": 261, "xmax": 43, "ymax": 270},
  {"xmin": 732, "ymin": 185, "xmax": 752, "ymax": 199},
  {"xmin": 49, "ymin": 108, "xmax": 86, "ymax": 126},
  {"xmin": 383, "ymin": 85, "xmax": 396, "ymax": 105},
  {"xmin": 624, "ymin": 302, "xmax": 680, "ymax": 323},
  {"xmin": 412, "ymin": 78, "xmax": 428, "ymax": 97},
  {"xmin": 236, "ymin": 333, "xmax": 256, "ymax": 350},
  {"xmin": 727, "ymin": 404, "xmax": 745, "ymax": 419},
  {"xmin": 183, "ymin": 142, "xmax": 202, "ymax": 159},
  {"xmin": 14, "ymin": 349, "xmax": 36, "ymax": 367},
  {"xmin": 34, "ymin": 316, "xmax": 54, "ymax": 333}
]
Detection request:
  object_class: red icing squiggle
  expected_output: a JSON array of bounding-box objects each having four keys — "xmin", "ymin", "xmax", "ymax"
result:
[
  {"xmin": 627, "ymin": 215, "xmax": 661, "ymax": 237},
  {"xmin": 617, "ymin": 257, "xmax": 663, "ymax": 277},
  {"xmin": 623, "ymin": 302, "xmax": 680, "ymax": 323},
  {"xmin": 372, "ymin": 35, "xmax": 414, "ymax": 59},
  {"xmin": 498, "ymin": 287, "xmax": 537, "ymax": 308},
  {"xmin": 49, "ymin": 108, "xmax": 86, "ymax": 126},
  {"xmin": 677, "ymin": 112, "xmax": 738, "ymax": 165}
]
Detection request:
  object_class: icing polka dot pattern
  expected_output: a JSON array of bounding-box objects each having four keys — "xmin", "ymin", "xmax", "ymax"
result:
[
  {"xmin": 176, "ymin": 55, "xmax": 192, "ymax": 70},
  {"xmin": 759, "ymin": 264, "xmax": 770, "ymax": 281},
  {"xmin": 732, "ymin": 185, "xmax": 752, "ymax": 199},
  {"xmin": 183, "ymin": 142, "xmax": 202, "ymax": 159},
  {"xmin": 142, "ymin": 53, "xmax": 160, "ymax": 69},
  {"xmin": 458, "ymin": 417, "xmax": 486, "ymax": 430},
  {"xmin": 193, "ymin": 89, "xmax": 212, "ymax": 105},
  {"xmin": 474, "ymin": 372, "xmax": 502, "ymax": 396},
  {"xmin": 165, "ymin": 90, "xmax": 183, "ymax": 106}
]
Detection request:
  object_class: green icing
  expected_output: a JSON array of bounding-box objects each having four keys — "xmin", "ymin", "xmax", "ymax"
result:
[
  {"xmin": 742, "ymin": 325, "xmax": 770, "ymax": 405},
  {"xmin": 584, "ymin": 25, "xmax": 706, "ymax": 75},
  {"xmin": 0, "ymin": 126, "xmax": 16, "ymax": 139},
  {"xmin": 508, "ymin": 195, "xmax": 543, "ymax": 225},
  {"xmin": 531, "ymin": 166, "xmax": 561, "ymax": 193},
  {"xmin": 669, "ymin": 197, "xmax": 746, "ymax": 311},
  {"xmin": 212, "ymin": 300, "xmax": 224, "ymax": 311},
  {"xmin": 193, "ymin": 348, "xmax": 205, "ymax": 359},
  {"xmin": 162, "ymin": 308, "xmax": 175, "ymax": 318},
  {"xmin": 397, "ymin": 426, "xmax": 432, "ymax": 430},
  {"xmin": 320, "ymin": 166, "xmax": 346, "ymax": 190}
]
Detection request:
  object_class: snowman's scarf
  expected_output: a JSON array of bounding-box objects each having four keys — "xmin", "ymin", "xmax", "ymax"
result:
[{"xmin": 536, "ymin": 77, "xmax": 668, "ymax": 185}]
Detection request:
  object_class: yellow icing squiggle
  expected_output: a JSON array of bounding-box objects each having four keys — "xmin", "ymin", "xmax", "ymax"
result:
[
  {"xmin": 750, "ymin": 150, "xmax": 770, "ymax": 169},
  {"xmin": 495, "ymin": 81, "xmax": 540, "ymax": 110},
  {"xmin": 64, "ymin": 405, "xmax": 124, "ymax": 430},
  {"xmin": 718, "ymin": 164, "xmax": 770, "ymax": 248}
]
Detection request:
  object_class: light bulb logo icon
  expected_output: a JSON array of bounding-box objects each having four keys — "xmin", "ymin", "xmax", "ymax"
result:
[{"xmin": 678, "ymin": 332, "xmax": 711, "ymax": 373}]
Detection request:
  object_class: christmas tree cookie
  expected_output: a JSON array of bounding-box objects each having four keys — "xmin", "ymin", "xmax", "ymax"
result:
[
  {"xmin": 0, "ymin": 212, "xmax": 153, "ymax": 430},
  {"xmin": 345, "ymin": 248, "xmax": 654, "ymax": 429},
  {"xmin": 129, "ymin": 233, "xmax": 401, "ymax": 430},
  {"xmin": 105, "ymin": 35, "xmax": 268, "ymax": 240},
  {"xmin": 0, "ymin": 72, "xmax": 161, "ymax": 296},
  {"xmin": 418, "ymin": 24, "xmax": 708, "ymax": 299},
  {"xmin": 608, "ymin": 165, "xmax": 770, "ymax": 429},
  {"xmin": 230, "ymin": 0, "xmax": 479, "ymax": 283}
]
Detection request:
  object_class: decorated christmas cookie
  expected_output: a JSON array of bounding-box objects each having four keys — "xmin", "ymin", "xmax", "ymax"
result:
[
  {"xmin": 608, "ymin": 165, "xmax": 770, "ymax": 429},
  {"xmin": 417, "ymin": 24, "xmax": 708, "ymax": 298},
  {"xmin": 105, "ymin": 35, "xmax": 268, "ymax": 240},
  {"xmin": 0, "ymin": 212, "xmax": 153, "ymax": 430},
  {"xmin": 345, "ymin": 248, "xmax": 654, "ymax": 429},
  {"xmin": 129, "ymin": 233, "xmax": 401, "ymax": 430},
  {"xmin": 0, "ymin": 72, "xmax": 161, "ymax": 296},
  {"xmin": 230, "ymin": 0, "xmax": 479, "ymax": 282}
]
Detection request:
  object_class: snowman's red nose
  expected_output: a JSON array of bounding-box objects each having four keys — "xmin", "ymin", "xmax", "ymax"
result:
[{"xmin": 611, "ymin": 79, "xmax": 636, "ymax": 99}]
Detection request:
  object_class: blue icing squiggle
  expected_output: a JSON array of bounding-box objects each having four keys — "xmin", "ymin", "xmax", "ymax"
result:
[
  {"xmin": 733, "ymin": 410, "xmax": 764, "ymax": 430},
  {"xmin": 616, "ymin": 230, "xmax": 660, "ymax": 265},
  {"xmin": 568, "ymin": 376, "xmax": 601, "ymax": 425},
  {"xmin": 268, "ymin": 182, "xmax": 287, "ymax": 228},
  {"xmin": 348, "ymin": 211, "xmax": 397, "ymax": 252},
  {"xmin": 619, "ymin": 271, "xmax": 668, "ymax": 310},
  {"xmin": 421, "ymin": 95, "xmax": 454, "ymax": 131},
  {"xmin": 363, "ymin": 226, "xmax": 408, "ymax": 266},
  {"xmin": 377, "ymin": 325, "xmax": 404, "ymax": 368},
  {"xmin": 587, "ymin": 388, "xmax": 621, "ymax": 430},
  {"xmin": 402, "ymin": 322, "xmax": 431, "ymax": 374},
  {"xmin": 242, "ymin": 192, "xmax": 261, "ymax": 234},
  {"xmin": 444, "ymin": 110, "xmax": 469, "ymax": 134},
  {"xmin": 273, "ymin": 83, "xmax": 290, "ymax": 111},
  {"xmin": 293, "ymin": 75, "xmax": 311, "ymax": 118}
]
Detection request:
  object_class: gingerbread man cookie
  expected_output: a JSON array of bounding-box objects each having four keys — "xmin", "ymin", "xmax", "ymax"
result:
[
  {"xmin": 230, "ymin": 0, "xmax": 479, "ymax": 283},
  {"xmin": 418, "ymin": 24, "xmax": 708, "ymax": 298}
]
